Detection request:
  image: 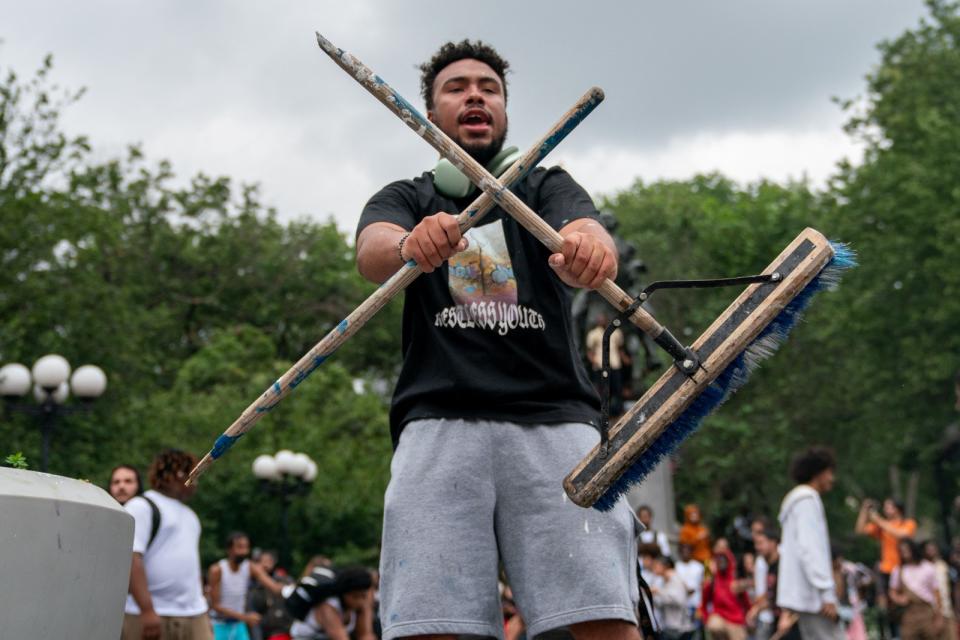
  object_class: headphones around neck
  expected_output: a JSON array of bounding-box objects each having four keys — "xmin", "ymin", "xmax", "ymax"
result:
[{"xmin": 433, "ymin": 146, "xmax": 521, "ymax": 198}]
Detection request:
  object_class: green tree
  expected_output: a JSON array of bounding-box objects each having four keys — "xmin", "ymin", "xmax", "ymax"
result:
[
  {"xmin": 0, "ymin": 52, "xmax": 400, "ymax": 566},
  {"xmin": 822, "ymin": 0, "xmax": 960, "ymax": 521},
  {"xmin": 603, "ymin": 1, "xmax": 960, "ymax": 546}
]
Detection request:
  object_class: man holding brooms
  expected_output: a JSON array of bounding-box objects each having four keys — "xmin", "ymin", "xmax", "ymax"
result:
[{"xmin": 355, "ymin": 41, "xmax": 643, "ymax": 640}]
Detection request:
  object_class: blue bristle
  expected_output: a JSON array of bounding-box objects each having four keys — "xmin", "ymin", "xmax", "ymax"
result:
[{"xmin": 593, "ymin": 242, "xmax": 856, "ymax": 511}]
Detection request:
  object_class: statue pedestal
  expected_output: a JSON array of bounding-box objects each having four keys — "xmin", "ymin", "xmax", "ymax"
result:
[{"xmin": 0, "ymin": 467, "xmax": 133, "ymax": 638}]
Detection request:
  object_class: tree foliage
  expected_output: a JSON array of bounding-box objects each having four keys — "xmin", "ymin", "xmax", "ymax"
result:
[
  {"xmin": 1, "ymin": 53, "xmax": 400, "ymax": 567},
  {"xmin": 604, "ymin": 0, "xmax": 960, "ymax": 550}
]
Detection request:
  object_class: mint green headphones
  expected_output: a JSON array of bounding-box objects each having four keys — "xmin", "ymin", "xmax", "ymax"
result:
[{"xmin": 432, "ymin": 146, "xmax": 522, "ymax": 198}]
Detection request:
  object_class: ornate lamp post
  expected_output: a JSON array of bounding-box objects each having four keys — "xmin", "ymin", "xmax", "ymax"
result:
[
  {"xmin": 0, "ymin": 355, "xmax": 108, "ymax": 472},
  {"xmin": 252, "ymin": 450, "xmax": 317, "ymax": 569}
]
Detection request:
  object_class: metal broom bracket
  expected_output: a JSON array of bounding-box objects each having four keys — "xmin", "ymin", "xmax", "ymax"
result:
[{"xmin": 597, "ymin": 270, "xmax": 781, "ymax": 456}]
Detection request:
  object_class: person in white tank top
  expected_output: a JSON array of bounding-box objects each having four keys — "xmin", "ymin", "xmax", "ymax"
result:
[{"xmin": 209, "ymin": 532, "xmax": 284, "ymax": 640}]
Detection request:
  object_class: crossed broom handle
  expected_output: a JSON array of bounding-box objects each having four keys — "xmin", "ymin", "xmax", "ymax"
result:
[{"xmin": 187, "ymin": 32, "xmax": 693, "ymax": 485}]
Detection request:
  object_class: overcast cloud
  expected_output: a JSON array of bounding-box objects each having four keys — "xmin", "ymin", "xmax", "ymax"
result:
[{"xmin": 2, "ymin": 1, "xmax": 928, "ymax": 234}]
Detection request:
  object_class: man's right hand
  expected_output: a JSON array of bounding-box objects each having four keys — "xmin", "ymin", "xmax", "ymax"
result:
[
  {"xmin": 244, "ymin": 612, "xmax": 263, "ymax": 626},
  {"xmin": 140, "ymin": 610, "xmax": 162, "ymax": 640},
  {"xmin": 820, "ymin": 601, "xmax": 838, "ymax": 622},
  {"xmin": 401, "ymin": 212, "xmax": 468, "ymax": 272}
]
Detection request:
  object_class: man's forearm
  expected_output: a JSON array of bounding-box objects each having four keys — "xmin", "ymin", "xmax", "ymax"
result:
[
  {"xmin": 129, "ymin": 554, "xmax": 156, "ymax": 615},
  {"xmin": 211, "ymin": 603, "xmax": 247, "ymax": 620},
  {"xmin": 250, "ymin": 563, "xmax": 284, "ymax": 596},
  {"xmin": 356, "ymin": 223, "xmax": 408, "ymax": 284}
]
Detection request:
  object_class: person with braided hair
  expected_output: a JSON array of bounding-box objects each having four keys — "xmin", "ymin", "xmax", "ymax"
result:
[{"xmin": 122, "ymin": 448, "xmax": 213, "ymax": 640}]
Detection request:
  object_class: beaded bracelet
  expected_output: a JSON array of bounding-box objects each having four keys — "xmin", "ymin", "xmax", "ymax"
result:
[{"xmin": 397, "ymin": 232, "xmax": 411, "ymax": 263}]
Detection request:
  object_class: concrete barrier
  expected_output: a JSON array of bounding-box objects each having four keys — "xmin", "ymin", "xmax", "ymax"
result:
[{"xmin": 0, "ymin": 467, "xmax": 133, "ymax": 638}]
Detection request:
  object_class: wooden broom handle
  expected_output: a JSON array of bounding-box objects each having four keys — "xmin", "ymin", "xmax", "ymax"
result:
[
  {"xmin": 316, "ymin": 32, "xmax": 667, "ymax": 339},
  {"xmin": 186, "ymin": 70, "xmax": 606, "ymax": 484}
]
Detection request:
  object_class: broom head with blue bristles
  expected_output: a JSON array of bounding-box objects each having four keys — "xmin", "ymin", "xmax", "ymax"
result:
[{"xmin": 564, "ymin": 227, "xmax": 856, "ymax": 510}]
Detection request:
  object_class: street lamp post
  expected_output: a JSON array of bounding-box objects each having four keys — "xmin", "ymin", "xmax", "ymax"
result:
[
  {"xmin": 0, "ymin": 355, "xmax": 108, "ymax": 472},
  {"xmin": 252, "ymin": 450, "xmax": 317, "ymax": 569}
]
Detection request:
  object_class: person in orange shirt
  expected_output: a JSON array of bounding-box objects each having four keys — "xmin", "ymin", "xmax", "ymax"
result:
[
  {"xmin": 679, "ymin": 504, "xmax": 713, "ymax": 565},
  {"xmin": 856, "ymin": 497, "xmax": 917, "ymax": 575},
  {"xmin": 855, "ymin": 497, "xmax": 917, "ymax": 637}
]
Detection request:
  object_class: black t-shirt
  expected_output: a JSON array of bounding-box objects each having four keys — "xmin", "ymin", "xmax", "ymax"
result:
[{"xmin": 358, "ymin": 166, "xmax": 601, "ymax": 445}]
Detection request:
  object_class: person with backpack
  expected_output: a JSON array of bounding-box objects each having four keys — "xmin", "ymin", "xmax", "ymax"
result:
[{"xmin": 122, "ymin": 449, "xmax": 211, "ymax": 640}]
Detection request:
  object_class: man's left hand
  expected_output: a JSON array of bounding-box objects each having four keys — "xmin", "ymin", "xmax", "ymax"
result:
[{"xmin": 548, "ymin": 230, "xmax": 617, "ymax": 289}]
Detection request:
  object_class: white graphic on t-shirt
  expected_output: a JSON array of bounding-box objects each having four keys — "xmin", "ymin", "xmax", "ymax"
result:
[{"xmin": 437, "ymin": 220, "xmax": 545, "ymax": 334}]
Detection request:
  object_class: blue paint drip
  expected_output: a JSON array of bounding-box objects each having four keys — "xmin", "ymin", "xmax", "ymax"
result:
[
  {"xmin": 273, "ymin": 381, "xmax": 281, "ymax": 395},
  {"xmin": 389, "ymin": 90, "xmax": 431, "ymax": 128},
  {"xmin": 593, "ymin": 242, "xmax": 857, "ymax": 511},
  {"xmin": 211, "ymin": 433, "xmax": 244, "ymax": 459},
  {"xmin": 337, "ymin": 319, "xmax": 349, "ymax": 334},
  {"xmin": 289, "ymin": 354, "xmax": 330, "ymax": 389}
]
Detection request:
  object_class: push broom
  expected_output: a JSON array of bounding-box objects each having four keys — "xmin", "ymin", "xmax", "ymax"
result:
[{"xmin": 190, "ymin": 35, "xmax": 855, "ymax": 513}]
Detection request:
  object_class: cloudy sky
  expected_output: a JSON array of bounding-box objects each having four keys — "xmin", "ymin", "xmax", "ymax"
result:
[{"xmin": 3, "ymin": 1, "xmax": 928, "ymax": 234}]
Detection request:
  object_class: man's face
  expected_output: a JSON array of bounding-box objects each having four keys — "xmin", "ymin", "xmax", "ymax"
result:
[
  {"xmin": 229, "ymin": 536, "xmax": 251, "ymax": 562},
  {"xmin": 652, "ymin": 559, "xmax": 667, "ymax": 577},
  {"xmin": 814, "ymin": 467, "xmax": 836, "ymax": 493},
  {"xmin": 750, "ymin": 520, "xmax": 767, "ymax": 550},
  {"xmin": 259, "ymin": 552, "xmax": 277, "ymax": 573},
  {"xmin": 109, "ymin": 468, "xmax": 138, "ymax": 504},
  {"xmin": 753, "ymin": 534, "xmax": 771, "ymax": 558},
  {"xmin": 637, "ymin": 508, "xmax": 652, "ymax": 528},
  {"xmin": 822, "ymin": 469, "xmax": 837, "ymax": 493},
  {"xmin": 428, "ymin": 58, "xmax": 507, "ymax": 164}
]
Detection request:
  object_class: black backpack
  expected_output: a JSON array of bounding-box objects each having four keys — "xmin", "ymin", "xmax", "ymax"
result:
[
  {"xmin": 138, "ymin": 494, "xmax": 162, "ymax": 550},
  {"xmin": 283, "ymin": 566, "xmax": 338, "ymax": 621}
]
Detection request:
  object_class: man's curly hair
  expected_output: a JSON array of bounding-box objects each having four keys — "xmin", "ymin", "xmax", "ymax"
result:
[
  {"xmin": 148, "ymin": 448, "xmax": 198, "ymax": 490},
  {"xmin": 789, "ymin": 445, "xmax": 836, "ymax": 485},
  {"xmin": 419, "ymin": 40, "xmax": 510, "ymax": 111}
]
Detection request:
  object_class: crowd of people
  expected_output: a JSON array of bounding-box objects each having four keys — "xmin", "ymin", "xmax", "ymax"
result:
[
  {"xmin": 106, "ymin": 445, "xmax": 960, "ymax": 640},
  {"xmin": 635, "ymin": 449, "xmax": 960, "ymax": 640}
]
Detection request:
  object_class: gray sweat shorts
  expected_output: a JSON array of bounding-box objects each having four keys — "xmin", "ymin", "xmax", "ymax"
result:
[{"xmin": 379, "ymin": 418, "xmax": 640, "ymax": 640}]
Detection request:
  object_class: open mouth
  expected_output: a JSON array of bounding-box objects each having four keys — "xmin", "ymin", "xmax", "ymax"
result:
[{"xmin": 459, "ymin": 109, "xmax": 492, "ymax": 132}]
